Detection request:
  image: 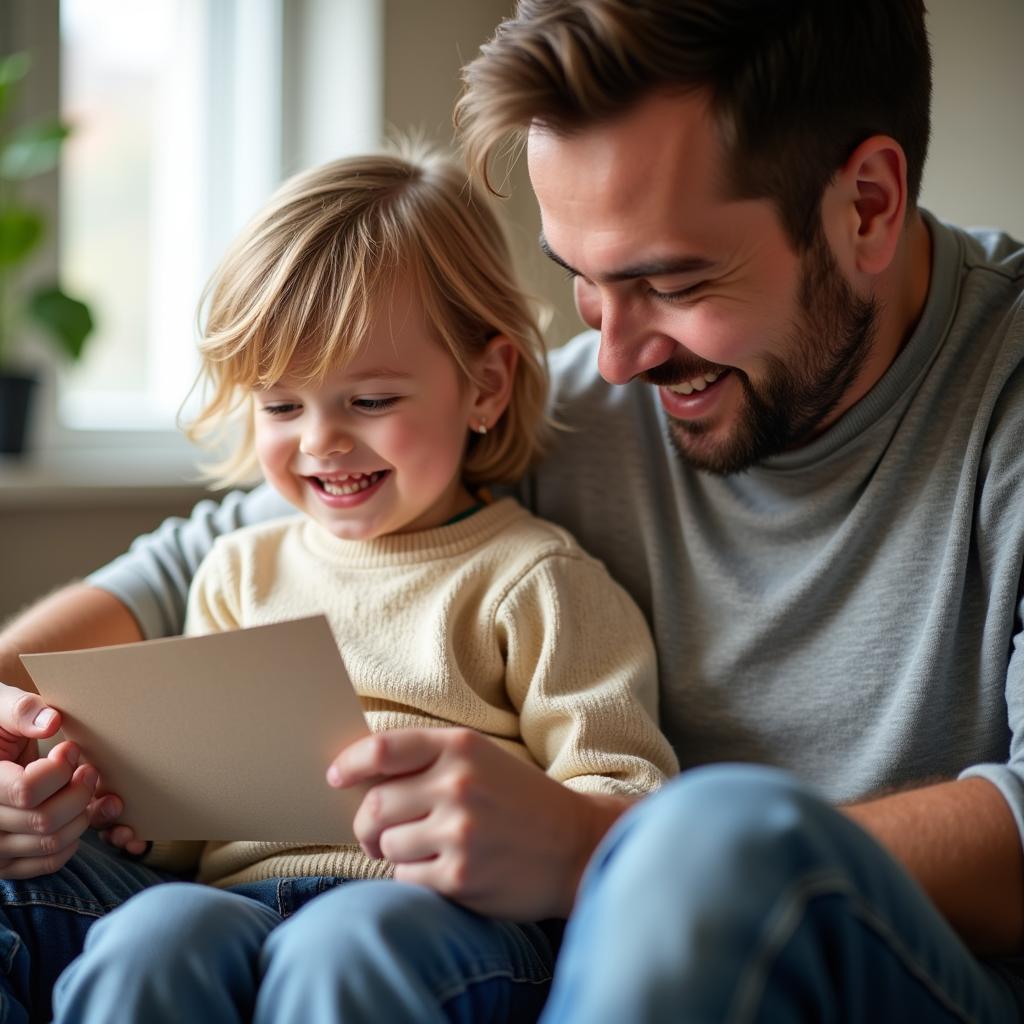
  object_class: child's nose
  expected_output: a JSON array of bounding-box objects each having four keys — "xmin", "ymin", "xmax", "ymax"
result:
[{"xmin": 299, "ymin": 421, "xmax": 355, "ymax": 458}]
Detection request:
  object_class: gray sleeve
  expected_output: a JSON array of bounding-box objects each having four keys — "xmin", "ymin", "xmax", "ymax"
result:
[
  {"xmin": 960, "ymin": 357, "xmax": 1024, "ymax": 849},
  {"xmin": 958, "ymin": 762, "xmax": 1024, "ymax": 841},
  {"xmin": 86, "ymin": 483, "xmax": 291, "ymax": 639},
  {"xmin": 959, "ymin": 619, "xmax": 1024, "ymax": 843}
]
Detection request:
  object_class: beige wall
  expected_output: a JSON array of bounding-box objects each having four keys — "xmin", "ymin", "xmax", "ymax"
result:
[
  {"xmin": 3, "ymin": 0, "xmax": 1022, "ymax": 626},
  {"xmin": 382, "ymin": 0, "xmax": 584, "ymax": 346},
  {"xmin": 380, "ymin": 0, "xmax": 1024, "ymax": 347},
  {"xmin": 0, "ymin": 496, "xmax": 206, "ymax": 624},
  {"xmin": 921, "ymin": 0, "xmax": 1024, "ymax": 236}
]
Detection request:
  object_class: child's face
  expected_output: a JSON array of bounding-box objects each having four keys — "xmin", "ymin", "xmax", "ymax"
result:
[{"xmin": 251, "ymin": 286, "xmax": 478, "ymax": 541}]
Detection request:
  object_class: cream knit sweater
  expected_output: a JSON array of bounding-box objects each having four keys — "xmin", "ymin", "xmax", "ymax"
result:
[{"xmin": 156, "ymin": 497, "xmax": 677, "ymax": 888}]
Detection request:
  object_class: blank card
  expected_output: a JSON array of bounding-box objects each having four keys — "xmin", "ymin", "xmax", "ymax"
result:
[{"xmin": 22, "ymin": 615, "xmax": 369, "ymax": 843}]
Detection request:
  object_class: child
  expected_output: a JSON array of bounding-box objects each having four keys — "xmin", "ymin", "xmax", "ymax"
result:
[{"xmin": 52, "ymin": 148, "xmax": 678, "ymax": 1024}]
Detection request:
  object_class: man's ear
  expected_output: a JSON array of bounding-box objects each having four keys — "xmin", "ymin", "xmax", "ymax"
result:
[
  {"xmin": 469, "ymin": 335, "xmax": 518, "ymax": 432},
  {"xmin": 823, "ymin": 135, "xmax": 908, "ymax": 278}
]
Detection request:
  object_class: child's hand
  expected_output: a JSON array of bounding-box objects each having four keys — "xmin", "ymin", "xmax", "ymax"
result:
[
  {"xmin": 327, "ymin": 727, "xmax": 629, "ymax": 921},
  {"xmin": 87, "ymin": 790, "xmax": 148, "ymax": 857},
  {"xmin": 0, "ymin": 738, "xmax": 98, "ymax": 879},
  {"xmin": 97, "ymin": 821, "xmax": 149, "ymax": 857}
]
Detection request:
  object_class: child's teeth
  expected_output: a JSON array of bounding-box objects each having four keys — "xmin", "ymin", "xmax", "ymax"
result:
[{"xmin": 321, "ymin": 472, "xmax": 379, "ymax": 496}]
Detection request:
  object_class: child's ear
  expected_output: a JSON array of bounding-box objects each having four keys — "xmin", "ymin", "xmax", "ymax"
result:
[{"xmin": 469, "ymin": 334, "xmax": 518, "ymax": 432}]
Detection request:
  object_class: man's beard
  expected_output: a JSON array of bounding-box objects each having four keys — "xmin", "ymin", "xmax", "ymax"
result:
[{"xmin": 654, "ymin": 228, "xmax": 879, "ymax": 475}]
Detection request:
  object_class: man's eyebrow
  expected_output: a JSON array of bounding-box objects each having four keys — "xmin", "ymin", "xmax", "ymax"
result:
[{"xmin": 539, "ymin": 234, "xmax": 714, "ymax": 283}]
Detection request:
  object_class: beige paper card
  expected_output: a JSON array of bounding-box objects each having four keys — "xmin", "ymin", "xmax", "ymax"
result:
[{"xmin": 22, "ymin": 616, "xmax": 369, "ymax": 843}]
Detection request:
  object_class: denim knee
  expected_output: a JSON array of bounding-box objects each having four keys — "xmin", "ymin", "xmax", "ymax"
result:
[
  {"xmin": 587, "ymin": 763, "xmax": 853, "ymax": 899},
  {"xmin": 258, "ymin": 880, "xmax": 556, "ymax": 1024},
  {"xmin": 264, "ymin": 880, "xmax": 451, "ymax": 973},
  {"xmin": 83, "ymin": 882, "xmax": 275, "ymax": 964},
  {"xmin": 53, "ymin": 883, "xmax": 281, "ymax": 1024}
]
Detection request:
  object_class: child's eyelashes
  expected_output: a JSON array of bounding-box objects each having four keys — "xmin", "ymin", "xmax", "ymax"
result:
[
  {"xmin": 256, "ymin": 396, "xmax": 401, "ymax": 416},
  {"xmin": 352, "ymin": 396, "xmax": 401, "ymax": 412},
  {"xmin": 260, "ymin": 402, "xmax": 301, "ymax": 417}
]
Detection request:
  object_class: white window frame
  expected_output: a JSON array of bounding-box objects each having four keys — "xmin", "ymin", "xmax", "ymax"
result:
[{"xmin": 7, "ymin": 0, "xmax": 383, "ymax": 472}]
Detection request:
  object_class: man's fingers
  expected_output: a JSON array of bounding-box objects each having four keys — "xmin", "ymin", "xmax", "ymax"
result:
[
  {"xmin": 328, "ymin": 727, "xmax": 471, "ymax": 788},
  {"xmin": 0, "ymin": 683, "xmax": 61, "ymax": 739},
  {"xmin": 0, "ymin": 683, "xmax": 60, "ymax": 763}
]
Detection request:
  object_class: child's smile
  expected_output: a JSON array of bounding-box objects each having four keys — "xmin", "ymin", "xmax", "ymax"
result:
[
  {"xmin": 307, "ymin": 470, "xmax": 391, "ymax": 506},
  {"xmin": 251, "ymin": 282, "xmax": 484, "ymax": 542}
]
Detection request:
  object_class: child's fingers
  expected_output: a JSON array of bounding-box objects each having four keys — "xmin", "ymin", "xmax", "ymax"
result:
[
  {"xmin": 86, "ymin": 793, "xmax": 124, "ymax": 831},
  {"xmin": 0, "ymin": 742, "xmax": 82, "ymax": 813},
  {"xmin": 0, "ymin": 806, "xmax": 89, "ymax": 861},
  {"xmin": 98, "ymin": 823, "xmax": 147, "ymax": 857},
  {"xmin": 327, "ymin": 727, "xmax": 457, "ymax": 787}
]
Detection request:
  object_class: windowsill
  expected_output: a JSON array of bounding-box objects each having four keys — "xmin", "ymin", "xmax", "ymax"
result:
[{"xmin": 0, "ymin": 446, "xmax": 213, "ymax": 508}]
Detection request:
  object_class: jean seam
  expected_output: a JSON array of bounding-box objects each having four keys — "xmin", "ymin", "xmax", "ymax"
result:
[
  {"xmin": 436, "ymin": 965, "xmax": 553, "ymax": 1007},
  {"xmin": 2, "ymin": 893, "xmax": 112, "ymax": 917},
  {"xmin": 0, "ymin": 931, "xmax": 19, "ymax": 976},
  {"xmin": 847, "ymin": 891, "xmax": 979, "ymax": 1023},
  {"xmin": 728, "ymin": 869, "xmax": 978, "ymax": 1024}
]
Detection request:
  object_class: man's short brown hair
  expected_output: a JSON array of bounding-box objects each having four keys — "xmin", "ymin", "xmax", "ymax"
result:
[{"xmin": 457, "ymin": 0, "xmax": 932, "ymax": 249}]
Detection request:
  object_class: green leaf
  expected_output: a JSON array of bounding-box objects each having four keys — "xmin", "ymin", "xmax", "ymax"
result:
[
  {"xmin": 0, "ymin": 52, "xmax": 30, "ymax": 121},
  {"xmin": 0, "ymin": 119, "xmax": 71, "ymax": 180},
  {"xmin": 0, "ymin": 206, "xmax": 44, "ymax": 265},
  {"xmin": 0, "ymin": 53, "xmax": 30, "ymax": 87},
  {"xmin": 27, "ymin": 285, "xmax": 94, "ymax": 361}
]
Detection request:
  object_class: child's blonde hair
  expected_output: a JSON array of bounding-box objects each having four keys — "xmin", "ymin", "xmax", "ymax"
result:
[{"xmin": 187, "ymin": 145, "xmax": 549, "ymax": 487}]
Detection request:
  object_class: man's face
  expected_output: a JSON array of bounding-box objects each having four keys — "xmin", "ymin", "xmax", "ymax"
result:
[{"xmin": 527, "ymin": 91, "xmax": 878, "ymax": 473}]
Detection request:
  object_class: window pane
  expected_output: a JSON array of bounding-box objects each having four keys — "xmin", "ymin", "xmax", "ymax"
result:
[
  {"xmin": 59, "ymin": 0, "xmax": 285, "ymax": 432},
  {"xmin": 60, "ymin": 0, "xmax": 205, "ymax": 429}
]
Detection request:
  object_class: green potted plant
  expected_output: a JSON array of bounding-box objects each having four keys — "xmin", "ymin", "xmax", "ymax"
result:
[{"xmin": 0, "ymin": 51, "xmax": 94, "ymax": 456}]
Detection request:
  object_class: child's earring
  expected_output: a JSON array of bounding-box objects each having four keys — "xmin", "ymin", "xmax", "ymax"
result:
[{"xmin": 474, "ymin": 420, "xmax": 488, "ymax": 436}]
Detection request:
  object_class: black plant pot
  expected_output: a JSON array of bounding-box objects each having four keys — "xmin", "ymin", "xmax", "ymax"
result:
[{"xmin": 0, "ymin": 372, "xmax": 38, "ymax": 456}]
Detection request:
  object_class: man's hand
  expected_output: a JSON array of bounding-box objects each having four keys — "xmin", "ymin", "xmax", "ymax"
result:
[
  {"xmin": 0, "ymin": 680, "xmax": 60, "ymax": 766},
  {"xmin": 328, "ymin": 727, "xmax": 629, "ymax": 921}
]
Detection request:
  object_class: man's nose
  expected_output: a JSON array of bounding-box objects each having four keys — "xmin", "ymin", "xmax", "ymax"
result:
[
  {"xmin": 595, "ymin": 293, "xmax": 677, "ymax": 386},
  {"xmin": 300, "ymin": 419, "xmax": 355, "ymax": 458}
]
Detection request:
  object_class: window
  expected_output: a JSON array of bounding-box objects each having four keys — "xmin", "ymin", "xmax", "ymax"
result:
[{"xmin": 21, "ymin": 0, "xmax": 382, "ymax": 454}]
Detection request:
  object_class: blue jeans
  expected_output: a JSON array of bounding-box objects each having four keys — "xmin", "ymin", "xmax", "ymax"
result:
[
  {"xmin": 0, "ymin": 831, "xmax": 176, "ymax": 1024},
  {"xmin": 540, "ymin": 764, "xmax": 1024, "ymax": 1023},
  {"xmin": 51, "ymin": 875, "xmax": 560, "ymax": 1023}
]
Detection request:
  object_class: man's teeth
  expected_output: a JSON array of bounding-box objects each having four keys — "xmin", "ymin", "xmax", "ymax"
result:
[
  {"xmin": 667, "ymin": 370, "xmax": 722, "ymax": 396},
  {"xmin": 318, "ymin": 471, "xmax": 383, "ymax": 496}
]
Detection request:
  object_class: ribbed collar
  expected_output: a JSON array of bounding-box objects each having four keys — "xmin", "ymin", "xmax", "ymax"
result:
[{"xmin": 298, "ymin": 496, "xmax": 527, "ymax": 568}]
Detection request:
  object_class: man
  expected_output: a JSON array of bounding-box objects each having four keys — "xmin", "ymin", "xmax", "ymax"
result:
[{"xmin": 3, "ymin": 1, "xmax": 1024, "ymax": 1020}]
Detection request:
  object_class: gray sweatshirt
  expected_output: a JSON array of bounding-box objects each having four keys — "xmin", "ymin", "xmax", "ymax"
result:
[{"xmin": 90, "ymin": 213, "xmax": 1024, "ymax": 840}]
